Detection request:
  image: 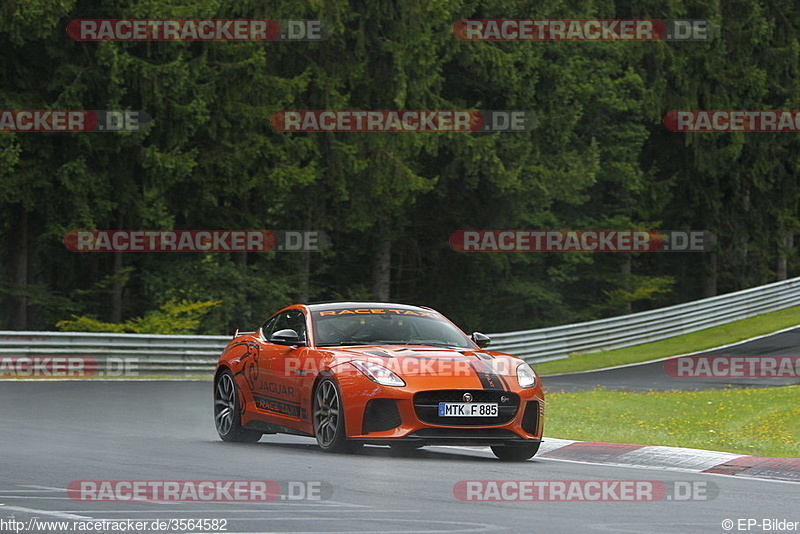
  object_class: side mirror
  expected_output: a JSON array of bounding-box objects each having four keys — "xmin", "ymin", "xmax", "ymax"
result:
[
  {"xmin": 470, "ymin": 332, "xmax": 491, "ymax": 348},
  {"xmin": 270, "ymin": 328, "xmax": 305, "ymax": 346}
]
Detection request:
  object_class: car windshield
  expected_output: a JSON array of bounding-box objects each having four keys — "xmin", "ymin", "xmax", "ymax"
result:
[{"xmin": 311, "ymin": 309, "xmax": 473, "ymax": 348}]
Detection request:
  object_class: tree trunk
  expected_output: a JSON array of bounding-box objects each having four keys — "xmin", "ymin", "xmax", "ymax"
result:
[
  {"xmin": 702, "ymin": 251, "xmax": 718, "ymax": 297},
  {"xmin": 296, "ymin": 251, "xmax": 311, "ymax": 303},
  {"xmin": 110, "ymin": 251, "xmax": 124, "ymax": 323},
  {"xmin": 235, "ymin": 197, "xmax": 249, "ymax": 267},
  {"xmin": 620, "ymin": 255, "xmax": 632, "ymax": 314},
  {"xmin": 109, "ymin": 215, "xmax": 125, "ymax": 322},
  {"xmin": 371, "ymin": 217, "xmax": 391, "ymax": 301},
  {"xmin": 776, "ymin": 233, "xmax": 793, "ymax": 281},
  {"xmin": 9, "ymin": 206, "xmax": 28, "ymax": 330}
]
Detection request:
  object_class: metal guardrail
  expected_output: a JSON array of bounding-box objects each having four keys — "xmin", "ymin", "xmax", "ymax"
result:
[
  {"xmin": 488, "ymin": 276, "xmax": 800, "ymax": 363},
  {"xmin": 0, "ymin": 331, "xmax": 230, "ymax": 376},
  {"xmin": 1, "ymin": 276, "xmax": 799, "ymax": 375}
]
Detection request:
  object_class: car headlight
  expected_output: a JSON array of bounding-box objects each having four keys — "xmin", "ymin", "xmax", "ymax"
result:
[
  {"xmin": 516, "ymin": 363, "xmax": 537, "ymax": 388},
  {"xmin": 351, "ymin": 360, "xmax": 406, "ymax": 387}
]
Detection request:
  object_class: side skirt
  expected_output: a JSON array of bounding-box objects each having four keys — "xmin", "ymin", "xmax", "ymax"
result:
[{"xmin": 243, "ymin": 420, "xmax": 314, "ymax": 437}]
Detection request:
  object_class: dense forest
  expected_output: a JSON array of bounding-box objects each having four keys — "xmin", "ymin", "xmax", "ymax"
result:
[{"xmin": 1, "ymin": 0, "xmax": 798, "ymax": 334}]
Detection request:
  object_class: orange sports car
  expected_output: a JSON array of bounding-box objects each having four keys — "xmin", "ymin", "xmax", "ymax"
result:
[{"xmin": 213, "ymin": 302, "xmax": 544, "ymax": 460}]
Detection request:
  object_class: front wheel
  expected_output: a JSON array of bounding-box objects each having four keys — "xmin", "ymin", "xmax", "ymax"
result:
[
  {"xmin": 214, "ymin": 369, "xmax": 262, "ymax": 443},
  {"xmin": 313, "ymin": 378, "xmax": 359, "ymax": 453},
  {"xmin": 491, "ymin": 442, "xmax": 540, "ymax": 461}
]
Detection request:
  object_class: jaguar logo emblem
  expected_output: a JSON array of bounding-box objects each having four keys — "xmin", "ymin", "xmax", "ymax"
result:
[
  {"xmin": 463, "ymin": 392, "xmax": 473, "ymax": 402},
  {"xmin": 500, "ymin": 395, "xmax": 509, "ymax": 403}
]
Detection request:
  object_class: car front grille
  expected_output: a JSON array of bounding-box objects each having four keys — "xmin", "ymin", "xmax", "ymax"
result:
[{"xmin": 413, "ymin": 389, "xmax": 519, "ymax": 426}]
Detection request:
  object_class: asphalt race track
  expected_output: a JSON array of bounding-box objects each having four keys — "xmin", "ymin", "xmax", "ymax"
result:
[
  {"xmin": 543, "ymin": 327, "xmax": 800, "ymax": 392},
  {"xmin": 1, "ymin": 380, "xmax": 797, "ymax": 533}
]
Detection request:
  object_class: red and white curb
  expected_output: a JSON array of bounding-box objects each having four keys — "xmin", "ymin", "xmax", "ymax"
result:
[{"xmin": 535, "ymin": 438, "xmax": 800, "ymax": 482}]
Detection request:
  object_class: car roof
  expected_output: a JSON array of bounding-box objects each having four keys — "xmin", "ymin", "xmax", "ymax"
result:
[{"xmin": 304, "ymin": 301, "xmax": 439, "ymax": 313}]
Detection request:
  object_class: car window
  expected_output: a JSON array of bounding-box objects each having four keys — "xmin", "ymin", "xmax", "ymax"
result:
[
  {"xmin": 270, "ymin": 310, "xmax": 307, "ymax": 343},
  {"xmin": 260, "ymin": 315, "xmax": 279, "ymax": 339},
  {"xmin": 311, "ymin": 310, "xmax": 472, "ymax": 348}
]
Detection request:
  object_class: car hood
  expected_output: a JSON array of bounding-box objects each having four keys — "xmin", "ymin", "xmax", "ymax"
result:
[{"xmin": 326, "ymin": 345, "xmax": 523, "ymax": 377}]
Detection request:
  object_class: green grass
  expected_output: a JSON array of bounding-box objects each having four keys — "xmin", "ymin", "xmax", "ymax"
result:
[
  {"xmin": 535, "ymin": 305, "xmax": 800, "ymax": 376},
  {"xmin": 546, "ymin": 386, "xmax": 800, "ymax": 458}
]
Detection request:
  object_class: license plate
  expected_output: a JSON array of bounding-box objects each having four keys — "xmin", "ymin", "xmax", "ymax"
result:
[{"xmin": 438, "ymin": 402, "xmax": 498, "ymax": 417}]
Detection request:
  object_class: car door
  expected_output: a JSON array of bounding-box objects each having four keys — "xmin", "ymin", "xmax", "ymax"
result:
[{"xmin": 253, "ymin": 309, "xmax": 309, "ymax": 426}]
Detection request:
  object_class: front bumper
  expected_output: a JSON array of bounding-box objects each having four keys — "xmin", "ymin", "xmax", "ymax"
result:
[{"xmin": 338, "ymin": 372, "xmax": 545, "ymax": 445}]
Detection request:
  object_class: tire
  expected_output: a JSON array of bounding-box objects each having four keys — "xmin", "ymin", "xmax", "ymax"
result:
[
  {"xmin": 491, "ymin": 442, "xmax": 540, "ymax": 461},
  {"xmin": 214, "ymin": 369, "xmax": 262, "ymax": 443},
  {"xmin": 313, "ymin": 378, "xmax": 359, "ymax": 453}
]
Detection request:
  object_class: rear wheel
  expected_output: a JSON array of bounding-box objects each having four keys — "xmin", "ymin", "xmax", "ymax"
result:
[
  {"xmin": 214, "ymin": 369, "xmax": 262, "ymax": 443},
  {"xmin": 491, "ymin": 442, "xmax": 540, "ymax": 461},
  {"xmin": 313, "ymin": 378, "xmax": 359, "ymax": 453}
]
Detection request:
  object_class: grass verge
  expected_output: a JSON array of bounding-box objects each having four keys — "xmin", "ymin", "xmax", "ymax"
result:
[
  {"xmin": 546, "ymin": 386, "xmax": 800, "ymax": 458},
  {"xmin": 534, "ymin": 305, "xmax": 800, "ymax": 376}
]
